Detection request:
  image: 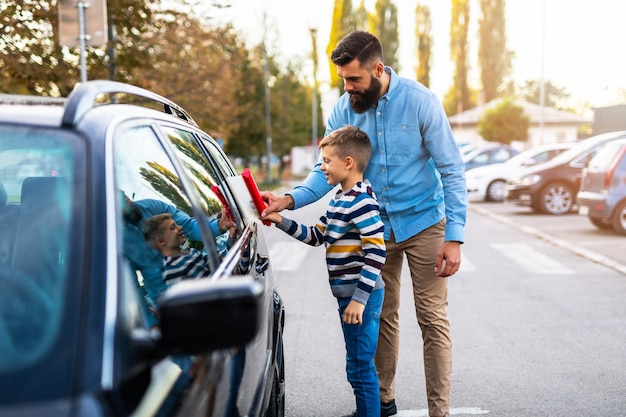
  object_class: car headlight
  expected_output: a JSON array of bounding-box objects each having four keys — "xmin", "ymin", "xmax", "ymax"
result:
[{"xmin": 517, "ymin": 174, "xmax": 541, "ymax": 186}]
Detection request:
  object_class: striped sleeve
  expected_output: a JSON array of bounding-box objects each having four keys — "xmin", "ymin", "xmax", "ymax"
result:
[{"xmin": 276, "ymin": 216, "xmax": 326, "ymax": 247}]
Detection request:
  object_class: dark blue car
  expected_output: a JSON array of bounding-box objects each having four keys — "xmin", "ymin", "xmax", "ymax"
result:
[
  {"xmin": 577, "ymin": 137, "xmax": 626, "ymax": 235},
  {"xmin": 0, "ymin": 81, "xmax": 285, "ymax": 417}
]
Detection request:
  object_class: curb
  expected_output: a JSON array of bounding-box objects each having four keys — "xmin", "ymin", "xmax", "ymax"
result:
[{"xmin": 469, "ymin": 204, "xmax": 626, "ymax": 276}]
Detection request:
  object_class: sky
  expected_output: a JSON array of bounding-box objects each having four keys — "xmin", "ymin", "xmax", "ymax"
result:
[{"xmin": 209, "ymin": 0, "xmax": 626, "ymax": 112}]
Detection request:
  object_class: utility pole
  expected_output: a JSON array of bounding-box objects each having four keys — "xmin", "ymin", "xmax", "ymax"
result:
[
  {"xmin": 309, "ymin": 27, "xmax": 319, "ymax": 164},
  {"xmin": 263, "ymin": 12, "xmax": 273, "ymax": 182}
]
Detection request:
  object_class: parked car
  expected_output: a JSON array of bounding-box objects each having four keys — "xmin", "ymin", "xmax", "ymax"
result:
[
  {"xmin": 466, "ymin": 142, "xmax": 574, "ymax": 202},
  {"xmin": 462, "ymin": 144, "xmax": 520, "ymax": 171},
  {"xmin": 577, "ymin": 138, "xmax": 626, "ymax": 234},
  {"xmin": 505, "ymin": 130, "xmax": 626, "ymax": 215},
  {"xmin": 0, "ymin": 81, "xmax": 285, "ymax": 417}
]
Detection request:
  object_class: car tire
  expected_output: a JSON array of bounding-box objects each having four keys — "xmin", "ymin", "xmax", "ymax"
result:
[
  {"xmin": 486, "ymin": 179, "xmax": 506, "ymax": 202},
  {"xmin": 589, "ymin": 216, "xmax": 612, "ymax": 230},
  {"xmin": 611, "ymin": 200, "xmax": 626, "ymax": 235},
  {"xmin": 266, "ymin": 338, "xmax": 285, "ymax": 417},
  {"xmin": 540, "ymin": 182, "xmax": 574, "ymax": 215}
]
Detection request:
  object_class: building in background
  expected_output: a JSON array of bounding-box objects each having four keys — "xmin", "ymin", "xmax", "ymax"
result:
[{"xmin": 448, "ymin": 100, "xmax": 591, "ymax": 149}]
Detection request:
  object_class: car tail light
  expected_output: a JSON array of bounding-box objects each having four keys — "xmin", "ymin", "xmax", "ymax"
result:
[{"xmin": 605, "ymin": 146, "xmax": 626, "ymax": 188}]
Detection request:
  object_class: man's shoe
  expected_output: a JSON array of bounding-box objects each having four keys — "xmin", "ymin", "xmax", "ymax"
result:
[
  {"xmin": 340, "ymin": 412, "xmax": 356, "ymax": 417},
  {"xmin": 381, "ymin": 399, "xmax": 397, "ymax": 417}
]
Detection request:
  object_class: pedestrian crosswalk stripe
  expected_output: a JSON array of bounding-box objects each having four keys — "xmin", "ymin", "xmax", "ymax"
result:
[
  {"xmin": 268, "ymin": 242, "xmax": 311, "ymax": 271},
  {"xmin": 395, "ymin": 407, "xmax": 489, "ymax": 416},
  {"xmin": 490, "ymin": 242, "xmax": 573, "ymax": 274}
]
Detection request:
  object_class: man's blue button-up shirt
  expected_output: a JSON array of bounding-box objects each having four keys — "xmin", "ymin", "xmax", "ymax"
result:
[{"xmin": 289, "ymin": 67, "xmax": 467, "ymax": 243}]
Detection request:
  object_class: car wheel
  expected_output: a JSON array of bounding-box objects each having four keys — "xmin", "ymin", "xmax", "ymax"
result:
[
  {"xmin": 486, "ymin": 179, "xmax": 506, "ymax": 202},
  {"xmin": 540, "ymin": 182, "xmax": 574, "ymax": 215},
  {"xmin": 611, "ymin": 200, "xmax": 626, "ymax": 235},
  {"xmin": 266, "ymin": 338, "xmax": 285, "ymax": 417},
  {"xmin": 589, "ymin": 216, "xmax": 612, "ymax": 230}
]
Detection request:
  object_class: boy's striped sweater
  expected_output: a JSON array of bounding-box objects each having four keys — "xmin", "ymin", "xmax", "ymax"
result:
[{"xmin": 277, "ymin": 180, "xmax": 386, "ymax": 304}]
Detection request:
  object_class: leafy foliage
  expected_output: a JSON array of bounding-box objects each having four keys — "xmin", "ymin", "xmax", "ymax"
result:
[
  {"xmin": 326, "ymin": 0, "xmax": 354, "ymax": 91},
  {"xmin": 0, "ymin": 0, "xmax": 318, "ymax": 165},
  {"xmin": 373, "ymin": 0, "xmax": 399, "ymax": 71},
  {"xmin": 414, "ymin": 4, "xmax": 432, "ymax": 87},
  {"xmin": 516, "ymin": 79, "xmax": 571, "ymax": 109},
  {"xmin": 444, "ymin": 0, "xmax": 474, "ymax": 115},
  {"xmin": 478, "ymin": 0, "xmax": 512, "ymax": 103},
  {"xmin": 477, "ymin": 99, "xmax": 530, "ymax": 144}
]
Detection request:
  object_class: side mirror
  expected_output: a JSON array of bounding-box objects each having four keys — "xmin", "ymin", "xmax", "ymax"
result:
[{"xmin": 157, "ymin": 277, "xmax": 263, "ymax": 355}]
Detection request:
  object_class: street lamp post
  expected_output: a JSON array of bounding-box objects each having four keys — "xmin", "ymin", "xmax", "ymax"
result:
[{"xmin": 309, "ymin": 27, "xmax": 319, "ymax": 165}]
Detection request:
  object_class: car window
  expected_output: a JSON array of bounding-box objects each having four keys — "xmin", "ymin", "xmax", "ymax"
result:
[
  {"xmin": 161, "ymin": 127, "xmax": 252, "ymax": 275},
  {"xmin": 0, "ymin": 126, "xmax": 85, "ymax": 379},
  {"xmin": 588, "ymin": 141, "xmax": 626, "ymax": 169},
  {"xmin": 113, "ymin": 125, "xmax": 229, "ymax": 326},
  {"xmin": 493, "ymin": 148, "xmax": 513, "ymax": 162},
  {"xmin": 470, "ymin": 151, "xmax": 490, "ymax": 164}
]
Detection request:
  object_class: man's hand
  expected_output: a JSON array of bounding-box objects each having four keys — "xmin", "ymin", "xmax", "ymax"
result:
[
  {"xmin": 434, "ymin": 241, "xmax": 462, "ymax": 277},
  {"xmin": 342, "ymin": 300, "xmax": 365, "ymax": 325},
  {"xmin": 260, "ymin": 191, "xmax": 294, "ymax": 217}
]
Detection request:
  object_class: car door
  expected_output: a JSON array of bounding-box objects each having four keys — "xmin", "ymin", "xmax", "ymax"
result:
[
  {"xmin": 156, "ymin": 124, "xmax": 281, "ymax": 417},
  {"xmin": 111, "ymin": 121, "xmax": 241, "ymax": 417}
]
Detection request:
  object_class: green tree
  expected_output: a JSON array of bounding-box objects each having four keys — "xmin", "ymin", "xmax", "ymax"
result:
[
  {"xmin": 354, "ymin": 0, "xmax": 373, "ymax": 32},
  {"xmin": 443, "ymin": 0, "xmax": 473, "ymax": 115},
  {"xmin": 477, "ymin": 99, "xmax": 530, "ymax": 145},
  {"xmin": 414, "ymin": 4, "xmax": 432, "ymax": 87},
  {"xmin": 0, "ymin": 0, "xmax": 159, "ymax": 96},
  {"xmin": 372, "ymin": 0, "xmax": 400, "ymax": 71},
  {"xmin": 478, "ymin": 0, "xmax": 511, "ymax": 103},
  {"xmin": 516, "ymin": 79, "xmax": 571, "ymax": 109},
  {"xmin": 326, "ymin": 0, "xmax": 354, "ymax": 91}
]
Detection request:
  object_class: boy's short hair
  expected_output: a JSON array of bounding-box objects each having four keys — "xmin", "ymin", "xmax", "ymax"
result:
[
  {"xmin": 143, "ymin": 213, "xmax": 173, "ymax": 250},
  {"xmin": 319, "ymin": 125, "xmax": 372, "ymax": 172}
]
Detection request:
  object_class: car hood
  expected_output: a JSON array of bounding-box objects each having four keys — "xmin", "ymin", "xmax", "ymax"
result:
[{"xmin": 510, "ymin": 157, "xmax": 566, "ymax": 179}]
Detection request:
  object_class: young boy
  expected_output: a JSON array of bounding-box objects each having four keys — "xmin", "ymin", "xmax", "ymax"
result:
[
  {"xmin": 143, "ymin": 212, "xmax": 211, "ymax": 284},
  {"xmin": 262, "ymin": 125, "xmax": 386, "ymax": 417}
]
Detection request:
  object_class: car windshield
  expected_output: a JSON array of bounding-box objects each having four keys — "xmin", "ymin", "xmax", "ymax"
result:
[
  {"xmin": 0, "ymin": 126, "xmax": 85, "ymax": 400},
  {"xmin": 549, "ymin": 133, "xmax": 626, "ymax": 164},
  {"xmin": 587, "ymin": 141, "xmax": 626, "ymax": 169}
]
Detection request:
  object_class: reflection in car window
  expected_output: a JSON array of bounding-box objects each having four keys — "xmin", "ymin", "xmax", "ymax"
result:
[
  {"xmin": 161, "ymin": 126, "xmax": 240, "ymax": 252},
  {"xmin": 0, "ymin": 127, "xmax": 83, "ymax": 373},
  {"xmin": 161, "ymin": 128, "xmax": 252, "ymax": 276},
  {"xmin": 113, "ymin": 125, "xmax": 223, "ymax": 327}
]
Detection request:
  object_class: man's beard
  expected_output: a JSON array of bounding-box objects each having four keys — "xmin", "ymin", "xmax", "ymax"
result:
[{"xmin": 349, "ymin": 75, "xmax": 382, "ymax": 114}]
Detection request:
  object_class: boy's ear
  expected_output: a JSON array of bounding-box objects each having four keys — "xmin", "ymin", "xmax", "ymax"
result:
[
  {"xmin": 156, "ymin": 236, "xmax": 167, "ymax": 248},
  {"xmin": 344, "ymin": 156, "xmax": 355, "ymax": 169}
]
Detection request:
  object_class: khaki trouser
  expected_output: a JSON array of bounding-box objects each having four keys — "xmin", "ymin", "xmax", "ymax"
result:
[{"xmin": 375, "ymin": 219, "xmax": 452, "ymax": 417}]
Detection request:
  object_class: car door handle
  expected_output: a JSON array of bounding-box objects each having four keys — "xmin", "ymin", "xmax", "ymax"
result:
[{"xmin": 255, "ymin": 254, "xmax": 269, "ymax": 275}]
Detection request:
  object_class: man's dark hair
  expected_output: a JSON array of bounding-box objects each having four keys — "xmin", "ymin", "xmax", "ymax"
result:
[{"xmin": 331, "ymin": 31, "xmax": 384, "ymax": 68}]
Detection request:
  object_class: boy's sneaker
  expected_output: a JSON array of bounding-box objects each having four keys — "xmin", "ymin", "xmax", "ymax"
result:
[{"xmin": 381, "ymin": 399, "xmax": 397, "ymax": 417}]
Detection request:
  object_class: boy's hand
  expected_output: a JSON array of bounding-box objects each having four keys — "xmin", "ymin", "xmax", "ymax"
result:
[
  {"xmin": 342, "ymin": 300, "xmax": 365, "ymax": 325},
  {"xmin": 218, "ymin": 208, "xmax": 236, "ymax": 232},
  {"xmin": 261, "ymin": 211, "xmax": 282, "ymax": 224}
]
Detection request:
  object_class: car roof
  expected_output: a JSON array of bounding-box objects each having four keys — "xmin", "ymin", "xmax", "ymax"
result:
[
  {"xmin": 0, "ymin": 81, "xmax": 198, "ymax": 131},
  {"xmin": 513, "ymin": 131, "xmax": 626, "ymax": 175}
]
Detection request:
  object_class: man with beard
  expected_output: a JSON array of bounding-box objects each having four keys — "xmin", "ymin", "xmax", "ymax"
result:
[{"xmin": 261, "ymin": 31, "xmax": 467, "ymax": 417}]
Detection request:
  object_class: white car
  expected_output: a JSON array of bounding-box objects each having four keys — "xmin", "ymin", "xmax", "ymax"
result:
[{"xmin": 466, "ymin": 142, "xmax": 574, "ymax": 202}]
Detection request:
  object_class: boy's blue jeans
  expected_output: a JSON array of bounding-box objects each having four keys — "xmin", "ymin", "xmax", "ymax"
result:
[{"xmin": 338, "ymin": 288, "xmax": 384, "ymax": 417}]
